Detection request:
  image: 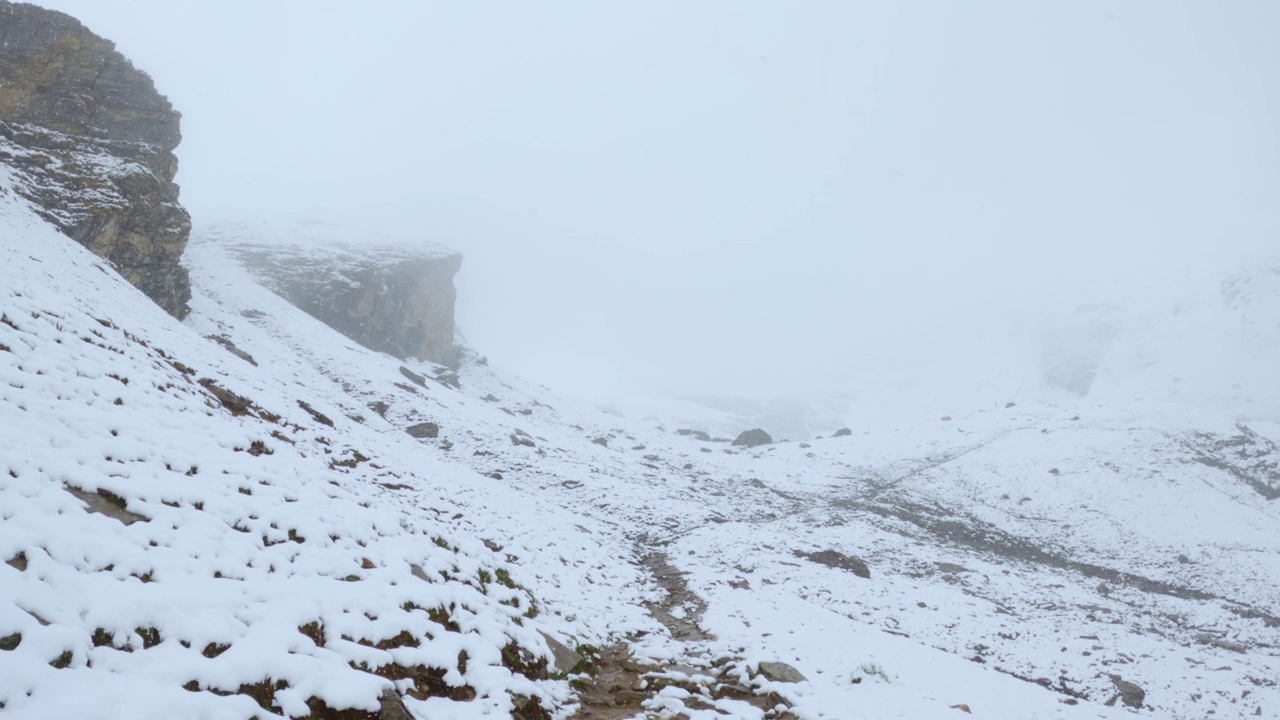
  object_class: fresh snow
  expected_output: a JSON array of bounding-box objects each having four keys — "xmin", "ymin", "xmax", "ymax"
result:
[{"xmin": 2, "ymin": 177, "xmax": 1278, "ymax": 719}]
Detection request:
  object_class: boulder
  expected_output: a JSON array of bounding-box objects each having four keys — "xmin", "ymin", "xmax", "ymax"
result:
[
  {"xmin": 406, "ymin": 422, "xmax": 438, "ymax": 439},
  {"xmin": 756, "ymin": 661, "xmax": 806, "ymax": 683},
  {"xmin": 731, "ymin": 428, "xmax": 773, "ymax": 448},
  {"xmin": 831, "ymin": 427, "xmax": 853, "ymax": 438}
]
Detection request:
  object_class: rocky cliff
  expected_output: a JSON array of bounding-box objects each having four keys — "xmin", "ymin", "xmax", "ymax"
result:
[
  {"xmin": 0, "ymin": 0, "xmax": 190, "ymax": 316},
  {"xmin": 199, "ymin": 220, "xmax": 463, "ymax": 368}
]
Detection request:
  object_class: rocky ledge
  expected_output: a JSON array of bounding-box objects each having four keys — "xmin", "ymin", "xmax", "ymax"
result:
[
  {"xmin": 200, "ymin": 220, "xmax": 463, "ymax": 368},
  {"xmin": 0, "ymin": 0, "xmax": 190, "ymax": 316}
]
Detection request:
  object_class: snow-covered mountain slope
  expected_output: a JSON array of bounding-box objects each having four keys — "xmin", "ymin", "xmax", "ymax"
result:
[
  {"xmin": 0, "ymin": 181, "xmax": 588, "ymax": 718},
  {"xmin": 2, "ymin": 179, "xmax": 1276, "ymax": 720},
  {"xmin": 185, "ymin": 219, "xmax": 1278, "ymax": 719}
]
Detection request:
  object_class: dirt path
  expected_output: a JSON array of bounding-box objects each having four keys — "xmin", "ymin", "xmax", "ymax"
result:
[{"xmin": 566, "ymin": 543, "xmax": 781, "ymax": 719}]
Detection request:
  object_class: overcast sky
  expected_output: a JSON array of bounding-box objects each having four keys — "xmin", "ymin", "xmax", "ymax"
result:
[{"xmin": 37, "ymin": 1, "xmax": 1280, "ymax": 401}]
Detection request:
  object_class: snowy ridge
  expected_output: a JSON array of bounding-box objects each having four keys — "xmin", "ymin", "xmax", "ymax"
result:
[{"xmin": 199, "ymin": 218, "xmax": 461, "ymax": 264}]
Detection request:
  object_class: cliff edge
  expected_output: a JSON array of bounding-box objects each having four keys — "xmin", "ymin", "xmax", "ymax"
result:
[{"xmin": 198, "ymin": 220, "xmax": 464, "ymax": 369}]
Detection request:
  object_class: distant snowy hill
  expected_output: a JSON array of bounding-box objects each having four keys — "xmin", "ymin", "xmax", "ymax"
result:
[{"xmin": 2, "ymin": 176, "xmax": 1278, "ymax": 719}]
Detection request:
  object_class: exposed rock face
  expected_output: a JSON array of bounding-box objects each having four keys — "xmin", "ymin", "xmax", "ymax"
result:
[
  {"xmin": 249, "ymin": 248, "xmax": 461, "ymax": 367},
  {"xmin": 0, "ymin": 1, "xmax": 191, "ymax": 316},
  {"xmin": 204, "ymin": 221, "xmax": 463, "ymax": 368}
]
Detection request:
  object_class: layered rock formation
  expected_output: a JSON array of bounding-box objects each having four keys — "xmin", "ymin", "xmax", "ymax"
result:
[
  {"xmin": 201, "ymin": 221, "xmax": 463, "ymax": 368},
  {"xmin": 0, "ymin": 1, "xmax": 190, "ymax": 316}
]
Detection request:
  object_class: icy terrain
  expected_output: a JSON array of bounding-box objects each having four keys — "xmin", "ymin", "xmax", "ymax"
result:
[{"xmin": 2, "ymin": 180, "xmax": 1278, "ymax": 718}]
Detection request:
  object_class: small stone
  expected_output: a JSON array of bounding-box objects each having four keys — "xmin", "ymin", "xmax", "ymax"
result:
[
  {"xmin": 832, "ymin": 427, "xmax": 853, "ymax": 437},
  {"xmin": 378, "ymin": 688, "xmax": 414, "ymax": 720},
  {"xmin": 591, "ymin": 436, "xmax": 608, "ymax": 447},
  {"xmin": 538, "ymin": 632, "xmax": 585, "ymax": 674}
]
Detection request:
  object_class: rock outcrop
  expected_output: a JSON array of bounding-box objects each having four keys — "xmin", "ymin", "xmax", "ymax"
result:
[
  {"xmin": 731, "ymin": 428, "xmax": 773, "ymax": 448},
  {"xmin": 0, "ymin": 0, "xmax": 190, "ymax": 316},
  {"xmin": 202, "ymin": 220, "xmax": 463, "ymax": 368}
]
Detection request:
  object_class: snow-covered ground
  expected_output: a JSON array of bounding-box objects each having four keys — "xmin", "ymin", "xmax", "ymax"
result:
[{"xmin": 2, "ymin": 179, "xmax": 1278, "ymax": 719}]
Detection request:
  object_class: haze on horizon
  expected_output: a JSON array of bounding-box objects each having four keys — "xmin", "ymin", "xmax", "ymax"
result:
[{"xmin": 37, "ymin": 0, "xmax": 1280, "ymax": 405}]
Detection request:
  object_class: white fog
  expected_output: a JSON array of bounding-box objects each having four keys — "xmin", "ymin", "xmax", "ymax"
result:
[{"xmin": 35, "ymin": 1, "xmax": 1280, "ymax": 422}]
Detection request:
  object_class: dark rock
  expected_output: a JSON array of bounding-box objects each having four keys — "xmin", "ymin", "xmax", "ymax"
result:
[
  {"xmin": 207, "ymin": 335, "xmax": 257, "ymax": 366},
  {"xmin": 0, "ymin": 2, "xmax": 191, "ymax": 316},
  {"xmin": 795, "ymin": 549, "xmax": 870, "ymax": 578},
  {"xmin": 510, "ymin": 434, "xmax": 536, "ymax": 448},
  {"xmin": 1107, "ymin": 675, "xmax": 1145, "ymax": 709},
  {"xmin": 941, "ymin": 416, "xmax": 952, "ymax": 422},
  {"xmin": 756, "ymin": 661, "xmax": 806, "ymax": 683},
  {"xmin": 297, "ymin": 400, "xmax": 334, "ymax": 427},
  {"xmin": 368, "ymin": 401, "xmax": 390, "ymax": 418},
  {"xmin": 731, "ymin": 428, "xmax": 773, "ymax": 448},
  {"xmin": 398, "ymin": 366, "xmax": 427, "ymax": 387},
  {"xmin": 832, "ymin": 427, "xmax": 853, "ymax": 437},
  {"xmin": 676, "ymin": 428, "xmax": 712, "ymax": 441},
  {"xmin": 432, "ymin": 367, "xmax": 461, "ymax": 389},
  {"xmin": 1005, "ymin": 401, "xmax": 1017, "ymax": 408},
  {"xmin": 591, "ymin": 437, "xmax": 608, "ymax": 447},
  {"xmin": 406, "ymin": 422, "xmax": 438, "ymax": 439}
]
